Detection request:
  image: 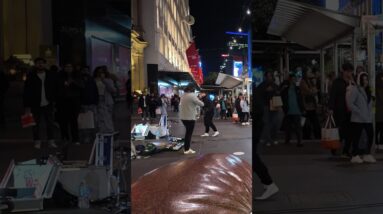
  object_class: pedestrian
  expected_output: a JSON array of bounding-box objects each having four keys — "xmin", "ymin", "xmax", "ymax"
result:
[
  {"xmin": 148, "ymin": 93, "xmax": 158, "ymax": 120},
  {"xmin": 253, "ymin": 81, "xmax": 279, "ymax": 200},
  {"xmin": 376, "ymin": 72, "xmax": 383, "ymax": 150},
  {"xmin": 179, "ymin": 85, "xmax": 204, "ymax": 154},
  {"xmin": 258, "ymin": 71, "xmax": 280, "ymax": 146},
  {"xmin": 241, "ymin": 96, "xmax": 250, "ymax": 125},
  {"xmin": 280, "ymin": 74, "xmax": 304, "ymax": 147},
  {"xmin": 235, "ymin": 94, "xmax": 243, "ymax": 123},
  {"xmin": 214, "ymin": 97, "xmax": 220, "ymax": 119},
  {"xmin": 300, "ymin": 69, "xmax": 321, "ymax": 139},
  {"xmin": 23, "ymin": 57, "xmax": 57, "ymax": 149},
  {"xmin": 200, "ymin": 93, "xmax": 219, "ymax": 137},
  {"xmin": 94, "ymin": 66, "xmax": 117, "ymax": 133},
  {"xmin": 328, "ymin": 63, "xmax": 355, "ymax": 157},
  {"xmin": 226, "ymin": 95, "xmax": 233, "ymax": 118},
  {"xmin": 174, "ymin": 94, "xmax": 180, "ymax": 112},
  {"xmin": 219, "ymin": 96, "xmax": 227, "ymax": 120},
  {"xmin": 0, "ymin": 65, "xmax": 9, "ymax": 128},
  {"xmin": 138, "ymin": 93, "xmax": 149, "ymax": 121},
  {"xmin": 346, "ymin": 72, "xmax": 376, "ymax": 163},
  {"xmin": 56, "ymin": 63, "xmax": 84, "ymax": 145}
]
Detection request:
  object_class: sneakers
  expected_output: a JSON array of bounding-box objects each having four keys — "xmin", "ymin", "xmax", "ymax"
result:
[
  {"xmin": 34, "ymin": 141, "xmax": 41, "ymax": 149},
  {"xmin": 212, "ymin": 131, "xmax": 220, "ymax": 137},
  {"xmin": 362, "ymin": 154, "xmax": 377, "ymax": 163},
  {"xmin": 242, "ymin": 122, "xmax": 246, "ymax": 126},
  {"xmin": 350, "ymin": 155, "xmax": 364, "ymax": 164},
  {"xmin": 49, "ymin": 140, "xmax": 58, "ymax": 148},
  {"xmin": 246, "ymin": 122, "xmax": 250, "ymax": 125},
  {"xmin": 184, "ymin": 149, "xmax": 196, "ymax": 155},
  {"xmin": 255, "ymin": 183, "xmax": 279, "ymax": 200},
  {"xmin": 201, "ymin": 133, "xmax": 209, "ymax": 137}
]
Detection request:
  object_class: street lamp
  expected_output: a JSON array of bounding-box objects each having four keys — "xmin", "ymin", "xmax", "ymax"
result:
[
  {"xmin": 238, "ymin": 27, "xmax": 242, "ymax": 32},
  {"xmin": 246, "ymin": 9, "xmax": 251, "ymax": 15}
]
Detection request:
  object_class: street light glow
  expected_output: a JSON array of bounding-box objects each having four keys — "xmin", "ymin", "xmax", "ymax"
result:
[
  {"xmin": 233, "ymin": 39, "xmax": 237, "ymax": 43},
  {"xmin": 238, "ymin": 27, "xmax": 242, "ymax": 32},
  {"xmin": 230, "ymin": 46, "xmax": 233, "ymax": 50},
  {"xmin": 246, "ymin": 9, "xmax": 251, "ymax": 15}
]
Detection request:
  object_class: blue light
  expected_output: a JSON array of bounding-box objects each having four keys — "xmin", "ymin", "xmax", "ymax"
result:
[{"xmin": 225, "ymin": 31, "xmax": 249, "ymax": 36}]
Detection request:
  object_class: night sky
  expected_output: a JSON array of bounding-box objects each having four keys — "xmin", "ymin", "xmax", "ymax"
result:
[{"xmin": 190, "ymin": 0, "xmax": 248, "ymax": 76}]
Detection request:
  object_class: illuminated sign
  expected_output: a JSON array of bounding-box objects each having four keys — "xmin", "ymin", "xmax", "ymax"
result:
[{"xmin": 233, "ymin": 61, "xmax": 243, "ymax": 77}]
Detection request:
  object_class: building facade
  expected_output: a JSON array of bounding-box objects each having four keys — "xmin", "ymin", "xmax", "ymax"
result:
[{"xmin": 141, "ymin": 0, "xmax": 196, "ymax": 95}]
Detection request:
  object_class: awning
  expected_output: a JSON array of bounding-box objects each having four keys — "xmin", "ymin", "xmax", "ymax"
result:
[
  {"xmin": 158, "ymin": 71, "xmax": 200, "ymax": 89},
  {"xmin": 267, "ymin": 0, "xmax": 360, "ymax": 50},
  {"xmin": 215, "ymin": 73, "xmax": 243, "ymax": 89}
]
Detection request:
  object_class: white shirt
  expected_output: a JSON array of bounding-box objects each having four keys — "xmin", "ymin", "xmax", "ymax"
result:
[{"xmin": 37, "ymin": 72, "xmax": 49, "ymax": 106}]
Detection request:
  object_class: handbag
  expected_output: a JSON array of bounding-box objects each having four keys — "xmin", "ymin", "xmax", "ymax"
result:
[
  {"xmin": 155, "ymin": 108, "xmax": 161, "ymax": 115},
  {"xmin": 78, "ymin": 111, "xmax": 95, "ymax": 129},
  {"xmin": 270, "ymin": 96, "xmax": 283, "ymax": 111},
  {"xmin": 321, "ymin": 115, "xmax": 341, "ymax": 150},
  {"xmin": 21, "ymin": 113, "xmax": 36, "ymax": 128}
]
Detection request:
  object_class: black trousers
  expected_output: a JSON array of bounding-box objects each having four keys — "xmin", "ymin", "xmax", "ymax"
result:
[
  {"xmin": 149, "ymin": 106, "xmax": 156, "ymax": 119},
  {"xmin": 376, "ymin": 122, "xmax": 383, "ymax": 145},
  {"xmin": 57, "ymin": 104, "xmax": 80, "ymax": 143},
  {"xmin": 253, "ymin": 117, "xmax": 273, "ymax": 185},
  {"xmin": 174, "ymin": 104, "xmax": 179, "ymax": 112},
  {"xmin": 182, "ymin": 120, "xmax": 195, "ymax": 151},
  {"xmin": 31, "ymin": 105, "xmax": 55, "ymax": 141},
  {"xmin": 238, "ymin": 110, "xmax": 244, "ymax": 122},
  {"xmin": 334, "ymin": 113, "xmax": 352, "ymax": 155},
  {"xmin": 140, "ymin": 106, "xmax": 149, "ymax": 119},
  {"xmin": 243, "ymin": 112, "xmax": 250, "ymax": 122},
  {"xmin": 302, "ymin": 110, "xmax": 321, "ymax": 139},
  {"xmin": 285, "ymin": 115, "xmax": 302, "ymax": 145},
  {"xmin": 350, "ymin": 122, "xmax": 374, "ymax": 156},
  {"xmin": 204, "ymin": 112, "xmax": 217, "ymax": 133}
]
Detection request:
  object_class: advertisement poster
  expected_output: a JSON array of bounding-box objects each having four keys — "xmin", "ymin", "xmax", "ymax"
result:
[{"xmin": 233, "ymin": 61, "xmax": 243, "ymax": 77}]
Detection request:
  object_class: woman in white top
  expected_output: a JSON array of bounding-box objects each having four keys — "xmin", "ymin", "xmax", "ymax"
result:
[
  {"xmin": 179, "ymin": 85, "xmax": 204, "ymax": 154},
  {"xmin": 240, "ymin": 96, "xmax": 250, "ymax": 125}
]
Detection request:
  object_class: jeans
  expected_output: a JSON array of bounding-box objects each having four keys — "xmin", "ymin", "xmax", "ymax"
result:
[
  {"xmin": 204, "ymin": 112, "xmax": 217, "ymax": 133},
  {"xmin": 350, "ymin": 122, "xmax": 374, "ymax": 156},
  {"xmin": 262, "ymin": 107, "xmax": 279, "ymax": 143},
  {"xmin": 31, "ymin": 105, "xmax": 55, "ymax": 141},
  {"xmin": 220, "ymin": 109, "xmax": 227, "ymax": 119},
  {"xmin": 182, "ymin": 120, "xmax": 195, "ymax": 151},
  {"xmin": 284, "ymin": 115, "xmax": 302, "ymax": 145},
  {"xmin": 253, "ymin": 117, "xmax": 273, "ymax": 185}
]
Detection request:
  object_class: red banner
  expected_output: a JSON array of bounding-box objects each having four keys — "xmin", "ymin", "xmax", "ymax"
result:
[{"xmin": 186, "ymin": 41, "xmax": 204, "ymax": 85}]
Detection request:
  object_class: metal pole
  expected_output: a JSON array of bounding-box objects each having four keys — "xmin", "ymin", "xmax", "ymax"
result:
[
  {"xmin": 367, "ymin": 23, "xmax": 376, "ymax": 145},
  {"xmin": 320, "ymin": 49, "xmax": 325, "ymax": 94}
]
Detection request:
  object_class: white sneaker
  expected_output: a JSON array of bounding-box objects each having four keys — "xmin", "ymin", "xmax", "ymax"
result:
[
  {"xmin": 242, "ymin": 123, "xmax": 246, "ymax": 126},
  {"xmin": 49, "ymin": 140, "xmax": 58, "ymax": 148},
  {"xmin": 255, "ymin": 183, "xmax": 279, "ymax": 200},
  {"xmin": 184, "ymin": 149, "xmax": 196, "ymax": 155},
  {"xmin": 201, "ymin": 133, "xmax": 209, "ymax": 137},
  {"xmin": 246, "ymin": 122, "xmax": 250, "ymax": 125},
  {"xmin": 350, "ymin": 155, "xmax": 364, "ymax": 164},
  {"xmin": 34, "ymin": 141, "xmax": 41, "ymax": 149},
  {"xmin": 362, "ymin": 154, "xmax": 377, "ymax": 163},
  {"xmin": 212, "ymin": 131, "xmax": 220, "ymax": 137}
]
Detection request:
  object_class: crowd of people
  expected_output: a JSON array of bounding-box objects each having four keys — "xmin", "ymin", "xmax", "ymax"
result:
[{"xmin": 22, "ymin": 57, "xmax": 118, "ymax": 149}]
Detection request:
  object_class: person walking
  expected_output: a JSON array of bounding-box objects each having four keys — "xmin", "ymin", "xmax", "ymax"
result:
[
  {"xmin": 235, "ymin": 94, "xmax": 244, "ymax": 123},
  {"xmin": 0, "ymin": 65, "xmax": 9, "ymax": 128},
  {"xmin": 148, "ymin": 93, "xmax": 158, "ymax": 120},
  {"xmin": 219, "ymin": 97, "xmax": 227, "ymax": 120},
  {"xmin": 138, "ymin": 93, "xmax": 149, "ymax": 121},
  {"xmin": 300, "ymin": 69, "xmax": 321, "ymax": 139},
  {"xmin": 346, "ymin": 72, "xmax": 376, "ymax": 163},
  {"xmin": 241, "ymin": 96, "xmax": 250, "ymax": 125},
  {"xmin": 328, "ymin": 63, "xmax": 355, "ymax": 157},
  {"xmin": 281, "ymin": 74, "xmax": 304, "ymax": 147},
  {"xmin": 226, "ymin": 96, "xmax": 233, "ymax": 118},
  {"xmin": 179, "ymin": 85, "xmax": 204, "ymax": 154},
  {"xmin": 94, "ymin": 66, "xmax": 117, "ymax": 133},
  {"xmin": 56, "ymin": 63, "xmax": 84, "ymax": 145},
  {"xmin": 200, "ymin": 93, "xmax": 219, "ymax": 137},
  {"xmin": 376, "ymin": 72, "xmax": 383, "ymax": 150},
  {"xmin": 253, "ymin": 81, "xmax": 279, "ymax": 200},
  {"xmin": 258, "ymin": 71, "xmax": 280, "ymax": 146},
  {"xmin": 23, "ymin": 58, "xmax": 58, "ymax": 149},
  {"xmin": 173, "ymin": 94, "xmax": 180, "ymax": 112}
]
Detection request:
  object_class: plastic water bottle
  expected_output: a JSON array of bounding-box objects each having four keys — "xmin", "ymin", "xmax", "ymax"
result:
[{"xmin": 78, "ymin": 181, "xmax": 90, "ymax": 209}]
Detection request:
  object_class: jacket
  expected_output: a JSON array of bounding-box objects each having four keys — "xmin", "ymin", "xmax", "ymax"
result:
[
  {"xmin": 329, "ymin": 77, "xmax": 349, "ymax": 117},
  {"xmin": 56, "ymin": 72, "xmax": 84, "ymax": 108},
  {"xmin": 138, "ymin": 95, "xmax": 149, "ymax": 108},
  {"xmin": 280, "ymin": 81, "xmax": 304, "ymax": 115},
  {"xmin": 346, "ymin": 85, "xmax": 373, "ymax": 123},
  {"xmin": 179, "ymin": 93, "xmax": 204, "ymax": 120},
  {"xmin": 300, "ymin": 79, "xmax": 318, "ymax": 111},
  {"xmin": 257, "ymin": 81, "xmax": 279, "ymax": 106},
  {"xmin": 23, "ymin": 69, "xmax": 57, "ymax": 109},
  {"xmin": 202, "ymin": 96, "xmax": 215, "ymax": 114}
]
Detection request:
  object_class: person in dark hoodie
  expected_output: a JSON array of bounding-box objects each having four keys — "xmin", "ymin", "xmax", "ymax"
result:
[
  {"xmin": 253, "ymin": 79, "xmax": 279, "ymax": 201},
  {"xmin": 200, "ymin": 93, "xmax": 220, "ymax": 137},
  {"xmin": 24, "ymin": 57, "xmax": 58, "ymax": 149},
  {"xmin": 328, "ymin": 62, "xmax": 355, "ymax": 157},
  {"xmin": 56, "ymin": 63, "xmax": 84, "ymax": 145}
]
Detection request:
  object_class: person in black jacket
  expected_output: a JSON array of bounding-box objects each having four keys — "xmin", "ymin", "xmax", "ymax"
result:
[
  {"xmin": 23, "ymin": 57, "xmax": 58, "ymax": 149},
  {"xmin": 138, "ymin": 93, "xmax": 149, "ymax": 121},
  {"xmin": 235, "ymin": 93, "xmax": 243, "ymax": 123},
  {"xmin": 280, "ymin": 74, "xmax": 305, "ymax": 147},
  {"xmin": 253, "ymin": 81, "xmax": 279, "ymax": 200},
  {"xmin": 56, "ymin": 63, "xmax": 84, "ymax": 145},
  {"xmin": 0, "ymin": 65, "xmax": 9, "ymax": 128},
  {"xmin": 328, "ymin": 63, "xmax": 354, "ymax": 157},
  {"xmin": 200, "ymin": 93, "xmax": 219, "ymax": 137}
]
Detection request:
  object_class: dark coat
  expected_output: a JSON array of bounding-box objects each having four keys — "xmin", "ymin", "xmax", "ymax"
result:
[
  {"xmin": 23, "ymin": 69, "xmax": 57, "ymax": 109},
  {"xmin": 280, "ymin": 81, "xmax": 304, "ymax": 115},
  {"xmin": 257, "ymin": 81, "xmax": 279, "ymax": 106},
  {"xmin": 328, "ymin": 77, "xmax": 351, "ymax": 120},
  {"xmin": 56, "ymin": 72, "xmax": 84, "ymax": 108},
  {"xmin": 138, "ymin": 95, "xmax": 149, "ymax": 108},
  {"xmin": 202, "ymin": 96, "xmax": 215, "ymax": 114},
  {"xmin": 81, "ymin": 76, "xmax": 99, "ymax": 105}
]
